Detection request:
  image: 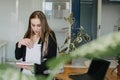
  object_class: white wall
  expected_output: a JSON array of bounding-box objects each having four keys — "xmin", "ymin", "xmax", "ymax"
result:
[
  {"xmin": 0, "ymin": 0, "xmax": 68, "ymax": 61},
  {"xmin": 0, "ymin": 0, "xmax": 44, "ymax": 60},
  {"xmin": 101, "ymin": 3, "xmax": 120, "ymax": 36},
  {"xmin": 0, "ymin": 0, "xmax": 17, "ymax": 60}
]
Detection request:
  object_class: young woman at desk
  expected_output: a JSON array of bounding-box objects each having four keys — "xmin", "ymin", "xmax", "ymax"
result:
[{"xmin": 15, "ymin": 11, "xmax": 57, "ymax": 76}]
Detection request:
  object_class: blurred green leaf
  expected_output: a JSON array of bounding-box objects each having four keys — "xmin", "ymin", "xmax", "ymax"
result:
[
  {"xmin": 46, "ymin": 31, "xmax": 120, "ymax": 80},
  {"xmin": 1, "ymin": 32, "xmax": 120, "ymax": 80}
]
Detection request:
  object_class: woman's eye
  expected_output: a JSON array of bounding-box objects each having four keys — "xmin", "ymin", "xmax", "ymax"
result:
[
  {"xmin": 37, "ymin": 24, "xmax": 41, "ymax": 27},
  {"xmin": 32, "ymin": 24, "xmax": 35, "ymax": 27},
  {"xmin": 31, "ymin": 24, "xmax": 41, "ymax": 27}
]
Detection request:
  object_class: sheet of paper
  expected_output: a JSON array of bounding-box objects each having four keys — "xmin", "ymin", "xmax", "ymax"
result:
[
  {"xmin": 25, "ymin": 44, "xmax": 41, "ymax": 64},
  {"xmin": 16, "ymin": 62, "xmax": 34, "ymax": 65}
]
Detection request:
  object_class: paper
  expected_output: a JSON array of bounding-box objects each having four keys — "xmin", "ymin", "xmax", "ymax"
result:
[
  {"xmin": 16, "ymin": 62, "xmax": 34, "ymax": 65},
  {"xmin": 25, "ymin": 44, "xmax": 41, "ymax": 64}
]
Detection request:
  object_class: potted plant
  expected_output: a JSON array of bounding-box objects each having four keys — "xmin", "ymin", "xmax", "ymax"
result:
[
  {"xmin": 60, "ymin": 13, "xmax": 90, "ymax": 54},
  {"xmin": 59, "ymin": 13, "xmax": 91, "ymax": 66}
]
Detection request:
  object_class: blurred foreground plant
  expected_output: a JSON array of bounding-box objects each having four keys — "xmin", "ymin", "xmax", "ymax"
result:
[
  {"xmin": 0, "ymin": 31, "xmax": 120, "ymax": 80},
  {"xmin": 0, "ymin": 64, "xmax": 36, "ymax": 80},
  {"xmin": 46, "ymin": 31, "xmax": 120, "ymax": 80}
]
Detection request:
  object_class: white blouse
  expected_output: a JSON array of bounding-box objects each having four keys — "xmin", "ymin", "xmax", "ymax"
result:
[
  {"xmin": 22, "ymin": 40, "xmax": 41, "ymax": 76},
  {"xmin": 25, "ymin": 43, "xmax": 41, "ymax": 64}
]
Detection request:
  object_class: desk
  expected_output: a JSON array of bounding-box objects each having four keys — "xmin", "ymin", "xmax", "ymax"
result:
[
  {"xmin": 0, "ymin": 40, "xmax": 7, "ymax": 63},
  {"xmin": 55, "ymin": 66, "xmax": 117, "ymax": 80}
]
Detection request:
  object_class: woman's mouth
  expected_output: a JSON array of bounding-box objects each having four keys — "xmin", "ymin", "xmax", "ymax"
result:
[{"xmin": 34, "ymin": 31, "xmax": 39, "ymax": 34}]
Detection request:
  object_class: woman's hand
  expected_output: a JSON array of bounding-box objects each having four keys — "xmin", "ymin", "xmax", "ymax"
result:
[
  {"xmin": 17, "ymin": 64, "xmax": 31, "ymax": 70},
  {"xmin": 18, "ymin": 38, "xmax": 33, "ymax": 48}
]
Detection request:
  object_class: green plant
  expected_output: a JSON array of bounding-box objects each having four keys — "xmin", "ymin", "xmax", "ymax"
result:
[
  {"xmin": 60, "ymin": 26, "xmax": 90, "ymax": 53},
  {"xmin": 60, "ymin": 13, "xmax": 90, "ymax": 53},
  {"xmin": 46, "ymin": 31, "xmax": 120, "ymax": 80},
  {"xmin": 0, "ymin": 64, "xmax": 35, "ymax": 80},
  {"xmin": 1, "ymin": 31, "xmax": 120, "ymax": 80}
]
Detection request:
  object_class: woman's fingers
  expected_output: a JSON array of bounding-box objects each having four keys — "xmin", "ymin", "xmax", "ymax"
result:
[
  {"xmin": 27, "ymin": 40, "xmax": 33, "ymax": 48},
  {"xmin": 17, "ymin": 64, "xmax": 31, "ymax": 70},
  {"xmin": 23, "ymin": 65, "xmax": 31, "ymax": 70},
  {"xmin": 20, "ymin": 38, "xmax": 33, "ymax": 48}
]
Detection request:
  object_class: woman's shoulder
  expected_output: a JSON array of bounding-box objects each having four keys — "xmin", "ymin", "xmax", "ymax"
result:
[
  {"xmin": 49, "ymin": 30, "xmax": 55, "ymax": 36},
  {"xmin": 50, "ymin": 30, "xmax": 55, "ymax": 34},
  {"xmin": 48, "ymin": 30, "xmax": 56, "ymax": 41}
]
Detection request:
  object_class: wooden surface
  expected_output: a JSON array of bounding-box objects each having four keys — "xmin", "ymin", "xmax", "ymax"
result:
[{"xmin": 55, "ymin": 66, "xmax": 117, "ymax": 80}]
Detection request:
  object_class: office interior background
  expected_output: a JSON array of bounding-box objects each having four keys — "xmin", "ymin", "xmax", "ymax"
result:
[{"xmin": 0, "ymin": 0, "xmax": 120, "ymax": 67}]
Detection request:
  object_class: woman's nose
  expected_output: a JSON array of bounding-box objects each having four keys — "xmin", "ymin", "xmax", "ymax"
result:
[{"xmin": 34, "ymin": 26, "xmax": 38, "ymax": 30}]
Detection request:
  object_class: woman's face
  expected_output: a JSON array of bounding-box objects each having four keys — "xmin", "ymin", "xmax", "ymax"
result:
[{"xmin": 31, "ymin": 18, "xmax": 41, "ymax": 36}]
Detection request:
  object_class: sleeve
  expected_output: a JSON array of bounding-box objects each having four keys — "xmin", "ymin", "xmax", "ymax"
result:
[
  {"xmin": 46, "ymin": 31, "xmax": 57, "ymax": 59},
  {"xmin": 15, "ymin": 42, "xmax": 25, "ymax": 60}
]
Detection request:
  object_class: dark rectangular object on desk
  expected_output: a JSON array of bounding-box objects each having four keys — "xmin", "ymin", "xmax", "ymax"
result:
[{"xmin": 69, "ymin": 58, "xmax": 110, "ymax": 80}]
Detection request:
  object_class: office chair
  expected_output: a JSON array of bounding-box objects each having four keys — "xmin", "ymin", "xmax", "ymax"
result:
[{"xmin": 69, "ymin": 58, "xmax": 111, "ymax": 80}]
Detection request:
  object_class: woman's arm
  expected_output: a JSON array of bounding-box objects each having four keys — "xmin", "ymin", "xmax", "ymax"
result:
[
  {"xmin": 15, "ymin": 42, "xmax": 25, "ymax": 60},
  {"xmin": 15, "ymin": 38, "xmax": 33, "ymax": 60},
  {"xmin": 47, "ymin": 31, "xmax": 57, "ymax": 59}
]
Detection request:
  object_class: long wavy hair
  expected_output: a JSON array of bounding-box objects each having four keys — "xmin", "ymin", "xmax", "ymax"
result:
[{"xmin": 24, "ymin": 11, "xmax": 53, "ymax": 55}]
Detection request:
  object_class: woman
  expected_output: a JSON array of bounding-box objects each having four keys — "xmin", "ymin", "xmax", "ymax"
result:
[{"xmin": 15, "ymin": 11, "xmax": 57, "ymax": 76}]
